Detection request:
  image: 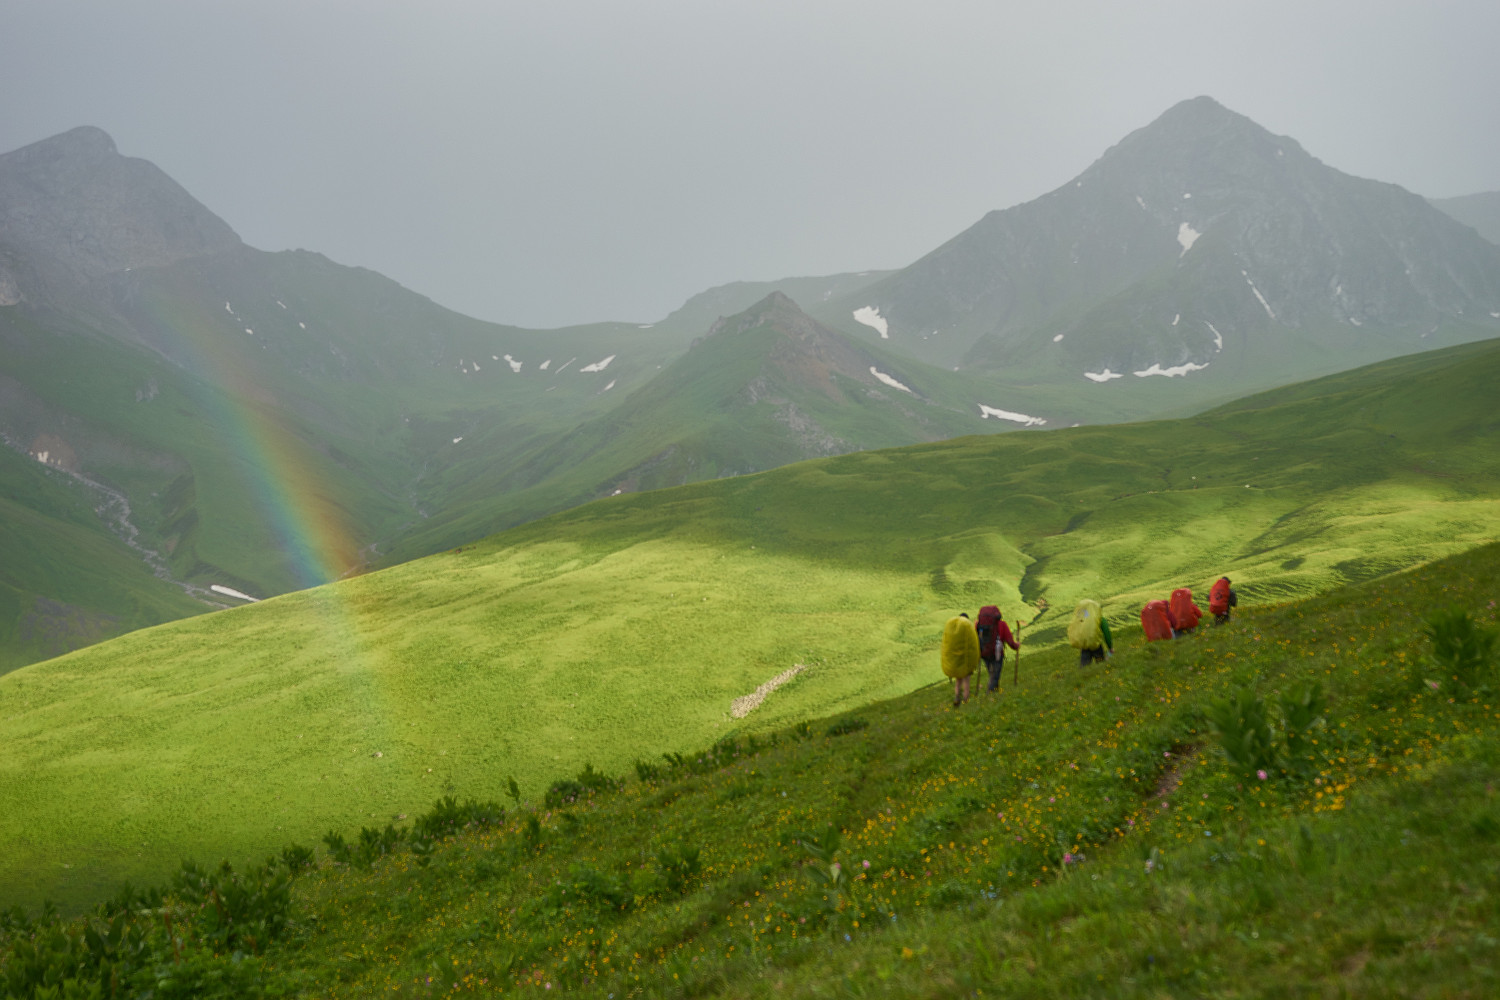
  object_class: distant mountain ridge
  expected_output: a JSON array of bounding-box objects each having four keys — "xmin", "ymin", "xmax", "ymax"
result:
[
  {"xmin": 1430, "ymin": 191, "xmax": 1500, "ymax": 247},
  {"xmin": 380, "ymin": 291, "xmax": 1013, "ymax": 561},
  {"xmin": 825, "ymin": 97, "xmax": 1500, "ymax": 384}
]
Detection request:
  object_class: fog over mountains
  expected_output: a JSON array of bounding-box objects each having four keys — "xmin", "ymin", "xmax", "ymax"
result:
[{"xmin": 2, "ymin": 97, "xmax": 1499, "ymax": 668}]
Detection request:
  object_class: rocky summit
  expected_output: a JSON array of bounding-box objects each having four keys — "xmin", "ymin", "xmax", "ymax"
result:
[
  {"xmin": 0, "ymin": 126, "xmax": 241, "ymax": 301},
  {"xmin": 833, "ymin": 97, "xmax": 1500, "ymax": 380}
]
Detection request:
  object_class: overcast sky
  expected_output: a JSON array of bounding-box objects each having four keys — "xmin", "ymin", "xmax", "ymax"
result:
[{"xmin": 3, "ymin": 1, "xmax": 1497, "ymax": 328}]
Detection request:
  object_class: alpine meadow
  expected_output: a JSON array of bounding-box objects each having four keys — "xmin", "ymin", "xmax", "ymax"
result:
[{"xmin": 3, "ymin": 84, "xmax": 1500, "ymax": 998}]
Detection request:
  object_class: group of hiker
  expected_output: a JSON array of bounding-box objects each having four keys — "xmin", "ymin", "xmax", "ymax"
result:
[
  {"xmin": 939, "ymin": 577, "xmax": 1238, "ymax": 706},
  {"xmin": 1139, "ymin": 577, "xmax": 1237, "ymax": 642}
]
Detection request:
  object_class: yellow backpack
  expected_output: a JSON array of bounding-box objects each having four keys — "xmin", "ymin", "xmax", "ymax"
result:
[{"xmin": 1067, "ymin": 600, "xmax": 1103, "ymax": 650}]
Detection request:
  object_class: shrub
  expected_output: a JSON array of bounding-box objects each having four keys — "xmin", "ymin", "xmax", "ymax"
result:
[
  {"xmin": 413, "ymin": 796, "xmax": 505, "ymax": 840},
  {"xmin": 826, "ymin": 717, "xmax": 869, "ymax": 737},
  {"xmin": 280, "ymin": 844, "xmax": 315, "ymax": 875},
  {"xmin": 545, "ymin": 763, "xmax": 623, "ymax": 807},
  {"xmin": 1279, "ymin": 681, "xmax": 1327, "ymax": 773},
  {"xmin": 1207, "ymin": 688, "xmax": 1278, "ymax": 777},
  {"xmin": 655, "ymin": 843, "xmax": 702, "ymax": 895},
  {"xmin": 1426, "ymin": 609, "xmax": 1497, "ymax": 692}
]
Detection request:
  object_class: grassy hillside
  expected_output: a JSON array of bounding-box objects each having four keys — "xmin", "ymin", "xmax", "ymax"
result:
[
  {"xmin": 1, "ymin": 337, "xmax": 1498, "ymax": 914},
  {"xmin": 4, "ymin": 538, "xmax": 1498, "ymax": 997},
  {"xmin": 0, "ymin": 444, "xmax": 206, "ymax": 675},
  {"xmin": 381, "ymin": 294, "xmax": 1034, "ymax": 563}
]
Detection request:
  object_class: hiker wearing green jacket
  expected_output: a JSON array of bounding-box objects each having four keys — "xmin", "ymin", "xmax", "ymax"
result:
[{"xmin": 1067, "ymin": 599, "xmax": 1113, "ymax": 667}]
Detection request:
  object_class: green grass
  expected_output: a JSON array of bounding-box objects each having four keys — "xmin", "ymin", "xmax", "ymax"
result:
[
  {"xmin": 5, "ymin": 536, "xmax": 1497, "ymax": 997},
  {"xmin": 0, "ymin": 432, "xmax": 210, "ymax": 675},
  {"xmin": 252, "ymin": 541, "xmax": 1499, "ymax": 998},
  {"xmin": 2, "ymin": 337, "xmax": 1500, "ymax": 916}
]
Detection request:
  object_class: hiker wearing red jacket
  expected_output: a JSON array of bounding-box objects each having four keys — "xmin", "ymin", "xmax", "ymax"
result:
[
  {"xmin": 1209, "ymin": 577, "xmax": 1238, "ymax": 625},
  {"xmin": 975, "ymin": 605, "xmax": 1019, "ymax": 693}
]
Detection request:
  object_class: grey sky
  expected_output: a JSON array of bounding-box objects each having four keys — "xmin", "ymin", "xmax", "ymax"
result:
[{"xmin": 3, "ymin": 1, "xmax": 1497, "ymax": 329}]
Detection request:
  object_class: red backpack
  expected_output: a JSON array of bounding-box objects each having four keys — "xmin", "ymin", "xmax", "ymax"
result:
[
  {"xmin": 975, "ymin": 605, "xmax": 1002, "ymax": 658},
  {"xmin": 1141, "ymin": 600, "xmax": 1174, "ymax": 642},
  {"xmin": 1209, "ymin": 578, "xmax": 1232, "ymax": 615},
  {"xmin": 1170, "ymin": 588, "xmax": 1202, "ymax": 631}
]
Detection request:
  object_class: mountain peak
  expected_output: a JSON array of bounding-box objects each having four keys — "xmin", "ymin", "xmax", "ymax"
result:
[
  {"xmin": 43, "ymin": 125, "xmax": 119, "ymax": 158},
  {"xmin": 0, "ymin": 125, "xmax": 241, "ymax": 281},
  {"xmin": 706, "ymin": 291, "xmax": 820, "ymax": 341}
]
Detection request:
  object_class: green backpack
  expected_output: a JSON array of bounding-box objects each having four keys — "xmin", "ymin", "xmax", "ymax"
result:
[{"xmin": 1067, "ymin": 600, "xmax": 1103, "ymax": 650}]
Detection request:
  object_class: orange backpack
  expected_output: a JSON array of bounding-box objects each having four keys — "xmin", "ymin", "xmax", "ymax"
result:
[
  {"xmin": 1209, "ymin": 578, "xmax": 1232, "ymax": 615},
  {"xmin": 1141, "ymin": 600, "xmax": 1174, "ymax": 642},
  {"xmin": 1170, "ymin": 588, "xmax": 1201, "ymax": 631}
]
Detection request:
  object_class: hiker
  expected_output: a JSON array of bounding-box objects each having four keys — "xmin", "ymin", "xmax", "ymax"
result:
[
  {"xmin": 1140, "ymin": 598, "xmax": 1175, "ymax": 641},
  {"xmin": 940, "ymin": 613, "xmax": 981, "ymax": 707},
  {"xmin": 975, "ymin": 604, "xmax": 1020, "ymax": 693},
  {"xmin": 1209, "ymin": 576, "xmax": 1238, "ymax": 625},
  {"xmin": 1169, "ymin": 587, "xmax": 1203, "ymax": 636},
  {"xmin": 1067, "ymin": 599, "xmax": 1113, "ymax": 666}
]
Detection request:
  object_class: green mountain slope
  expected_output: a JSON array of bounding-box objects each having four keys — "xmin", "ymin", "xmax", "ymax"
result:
[
  {"xmin": 5, "ymin": 536, "xmax": 1498, "ymax": 998},
  {"xmin": 0, "ymin": 127, "xmax": 701, "ymax": 668},
  {"xmin": 2, "ymin": 336, "xmax": 1498, "ymax": 912},
  {"xmin": 382, "ymin": 292, "xmax": 1050, "ymax": 562},
  {"xmin": 0, "ymin": 443, "xmax": 205, "ymax": 675}
]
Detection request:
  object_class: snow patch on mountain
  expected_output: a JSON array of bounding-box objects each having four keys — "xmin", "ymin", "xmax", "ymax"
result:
[
  {"xmin": 1135, "ymin": 195, "xmax": 1147, "ymax": 210},
  {"xmin": 1173, "ymin": 314, "xmax": 1180, "ymax": 326},
  {"xmin": 1053, "ymin": 334, "xmax": 1065, "ymax": 343},
  {"xmin": 580, "ymin": 355, "xmax": 615, "ymax": 373},
  {"xmin": 503, "ymin": 354, "xmax": 522, "ymax": 372},
  {"xmin": 540, "ymin": 359, "xmax": 552, "ymax": 371},
  {"xmin": 1084, "ymin": 369, "xmax": 1125, "ymax": 382},
  {"xmin": 1206, "ymin": 321, "xmax": 1223, "ymax": 351},
  {"xmin": 1134, "ymin": 361, "xmax": 1210, "ymax": 378},
  {"xmin": 869, "ymin": 367, "xmax": 913, "ymax": 393},
  {"xmin": 1242, "ymin": 271, "xmax": 1278, "ymax": 321},
  {"xmin": 852, "ymin": 306, "xmax": 889, "ymax": 339},
  {"xmin": 978, "ymin": 404, "xmax": 1047, "ymax": 426},
  {"xmin": 210, "ymin": 584, "xmax": 257, "ymax": 602},
  {"xmin": 602, "ymin": 380, "xmax": 616, "ymax": 391},
  {"xmin": 1178, "ymin": 222, "xmax": 1201, "ymax": 256}
]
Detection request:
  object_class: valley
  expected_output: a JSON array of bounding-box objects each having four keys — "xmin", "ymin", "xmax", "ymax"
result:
[
  {"xmin": 1, "ymin": 335, "xmax": 1497, "ymax": 913},
  {"xmin": 5, "ymin": 98, "xmax": 1499, "ymax": 671}
]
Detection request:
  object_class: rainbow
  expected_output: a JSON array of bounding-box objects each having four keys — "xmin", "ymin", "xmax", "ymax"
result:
[{"xmin": 134, "ymin": 282, "xmax": 365, "ymax": 592}]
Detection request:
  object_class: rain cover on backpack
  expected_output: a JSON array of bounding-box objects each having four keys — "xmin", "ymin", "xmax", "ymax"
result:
[
  {"xmin": 1067, "ymin": 599, "xmax": 1104, "ymax": 650},
  {"xmin": 1170, "ymin": 588, "xmax": 1202, "ymax": 631},
  {"xmin": 1141, "ymin": 599, "xmax": 1174, "ymax": 642},
  {"xmin": 1209, "ymin": 578, "xmax": 1232, "ymax": 615}
]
